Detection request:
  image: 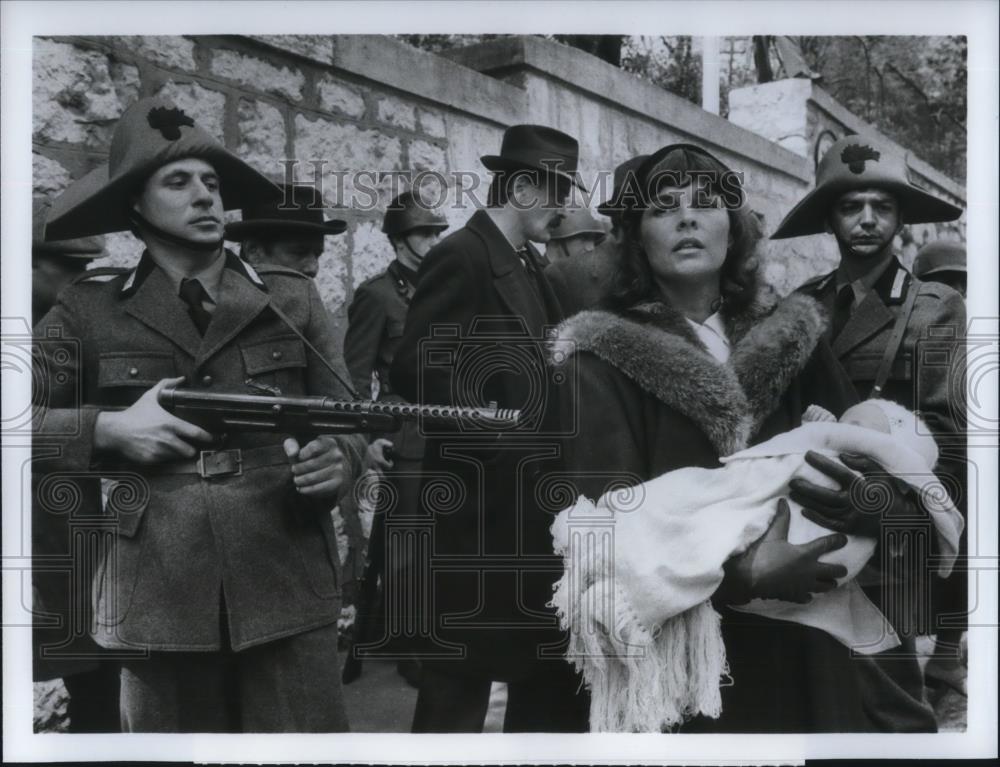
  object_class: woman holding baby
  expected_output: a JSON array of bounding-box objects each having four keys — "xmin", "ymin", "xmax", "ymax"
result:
[{"xmin": 551, "ymin": 144, "xmax": 887, "ymax": 732}]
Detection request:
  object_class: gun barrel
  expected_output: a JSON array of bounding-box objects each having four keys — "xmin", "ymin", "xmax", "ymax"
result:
[{"xmin": 157, "ymin": 386, "xmax": 521, "ymax": 431}]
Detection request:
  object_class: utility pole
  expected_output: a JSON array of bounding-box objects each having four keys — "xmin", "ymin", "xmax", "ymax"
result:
[{"xmin": 701, "ymin": 37, "xmax": 720, "ymax": 114}]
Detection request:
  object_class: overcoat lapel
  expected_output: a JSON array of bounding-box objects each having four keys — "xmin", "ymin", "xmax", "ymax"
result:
[
  {"xmin": 123, "ymin": 265, "xmax": 203, "ymax": 358},
  {"xmin": 468, "ymin": 211, "xmax": 549, "ymax": 335},
  {"xmin": 831, "ymin": 289, "xmax": 894, "ymax": 358},
  {"xmin": 196, "ymin": 266, "xmax": 271, "ymax": 366}
]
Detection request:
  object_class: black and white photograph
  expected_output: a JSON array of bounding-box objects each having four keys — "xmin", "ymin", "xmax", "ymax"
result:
[{"xmin": 2, "ymin": 1, "xmax": 997, "ymax": 763}]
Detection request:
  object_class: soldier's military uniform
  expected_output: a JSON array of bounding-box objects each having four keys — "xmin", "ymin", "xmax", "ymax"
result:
[
  {"xmin": 777, "ymin": 135, "xmax": 967, "ymax": 732},
  {"xmin": 34, "ymin": 96, "xmax": 365, "ymax": 732},
  {"xmin": 341, "ymin": 193, "xmax": 447, "ymax": 677},
  {"xmin": 345, "ymin": 260, "xmax": 419, "ymax": 403}
]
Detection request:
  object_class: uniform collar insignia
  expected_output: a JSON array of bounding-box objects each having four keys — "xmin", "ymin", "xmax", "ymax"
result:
[{"xmin": 119, "ymin": 252, "xmax": 157, "ymax": 296}]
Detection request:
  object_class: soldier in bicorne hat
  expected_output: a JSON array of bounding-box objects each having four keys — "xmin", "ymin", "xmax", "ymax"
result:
[
  {"xmin": 389, "ymin": 124, "xmax": 591, "ymax": 732},
  {"xmin": 773, "ymin": 134, "xmax": 967, "ymax": 732},
  {"xmin": 34, "ymin": 96, "xmax": 366, "ymax": 732}
]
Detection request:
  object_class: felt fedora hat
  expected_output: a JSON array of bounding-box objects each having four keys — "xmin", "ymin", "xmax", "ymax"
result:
[
  {"xmin": 549, "ymin": 205, "xmax": 607, "ymax": 240},
  {"xmin": 771, "ymin": 135, "xmax": 963, "ymax": 240},
  {"xmin": 596, "ymin": 154, "xmax": 648, "ymax": 219},
  {"xmin": 481, "ymin": 124, "xmax": 587, "ymax": 191},
  {"xmin": 381, "ymin": 190, "xmax": 449, "ymax": 236},
  {"xmin": 913, "ymin": 240, "xmax": 966, "ymax": 278},
  {"xmin": 225, "ymin": 184, "xmax": 348, "ymax": 240},
  {"xmin": 45, "ymin": 96, "xmax": 281, "ymax": 241},
  {"xmin": 32, "ymin": 198, "xmax": 104, "ymax": 257}
]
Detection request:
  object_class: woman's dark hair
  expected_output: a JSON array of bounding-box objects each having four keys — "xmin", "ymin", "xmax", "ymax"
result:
[{"xmin": 603, "ymin": 145, "xmax": 762, "ymax": 314}]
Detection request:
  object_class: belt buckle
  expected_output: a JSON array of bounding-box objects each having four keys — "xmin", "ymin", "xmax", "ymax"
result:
[{"xmin": 197, "ymin": 449, "xmax": 243, "ymax": 479}]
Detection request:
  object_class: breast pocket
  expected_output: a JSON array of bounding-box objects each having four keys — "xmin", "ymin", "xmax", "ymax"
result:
[
  {"xmin": 240, "ymin": 336, "xmax": 307, "ymax": 393},
  {"xmin": 98, "ymin": 351, "xmax": 177, "ymax": 389}
]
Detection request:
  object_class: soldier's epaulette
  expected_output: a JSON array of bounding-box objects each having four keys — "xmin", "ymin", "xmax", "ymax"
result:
[
  {"xmin": 70, "ymin": 266, "xmax": 129, "ymax": 285},
  {"xmin": 911, "ymin": 277, "xmax": 956, "ymax": 301}
]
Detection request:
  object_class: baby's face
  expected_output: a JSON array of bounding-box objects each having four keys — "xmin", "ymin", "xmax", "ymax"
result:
[{"xmin": 839, "ymin": 403, "xmax": 892, "ymax": 434}]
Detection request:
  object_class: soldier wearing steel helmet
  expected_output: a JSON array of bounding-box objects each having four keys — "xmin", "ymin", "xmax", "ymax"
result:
[
  {"xmin": 341, "ymin": 189, "xmax": 448, "ymax": 689},
  {"xmin": 33, "ymin": 96, "xmax": 366, "ymax": 732},
  {"xmin": 773, "ymin": 134, "xmax": 967, "ymax": 732},
  {"xmin": 344, "ymin": 190, "xmax": 448, "ymax": 405}
]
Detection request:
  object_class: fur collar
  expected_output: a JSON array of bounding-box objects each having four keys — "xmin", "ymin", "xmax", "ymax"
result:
[{"xmin": 550, "ymin": 290, "xmax": 827, "ymax": 456}]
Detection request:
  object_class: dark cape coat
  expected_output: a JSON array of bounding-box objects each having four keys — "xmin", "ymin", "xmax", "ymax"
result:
[{"xmin": 552, "ymin": 286, "xmax": 875, "ymax": 732}]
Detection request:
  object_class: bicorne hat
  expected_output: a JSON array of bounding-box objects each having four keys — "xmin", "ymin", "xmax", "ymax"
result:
[
  {"xmin": 225, "ymin": 184, "xmax": 348, "ymax": 241},
  {"xmin": 771, "ymin": 135, "xmax": 963, "ymax": 240},
  {"xmin": 32, "ymin": 198, "xmax": 104, "ymax": 258},
  {"xmin": 381, "ymin": 190, "xmax": 449, "ymax": 236},
  {"xmin": 481, "ymin": 124, "xmax": 587, "ymax": 192},
  {"xmin": 45, "ymin": 96, "xmax": 280, "ymax": 241}
]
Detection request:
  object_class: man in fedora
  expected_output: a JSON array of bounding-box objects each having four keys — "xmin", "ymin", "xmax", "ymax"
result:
[
  {"xmin": 342, "ymin": 189, "xmax": 448, "ymax": 688},
  {"xmin": 226, "ymin": 183, "xmax": 347, "ymax": 280},
  {"xmin": 389, "ymin": 124, "xmax": 590, "ymax": 732},
  {"xmin": 34, "ymin": 96, "xmax": 366, "ymax": 732},
  {"xmin": 772, "ymin": 134, "xmax": 967, "ymax": 732}
]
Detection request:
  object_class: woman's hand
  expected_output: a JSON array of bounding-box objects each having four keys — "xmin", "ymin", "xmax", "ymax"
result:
[
  {"xmin": 789, "ymin": 450, "xmax": 921, "ymax": 538},
  {"xmin": 722, "ymin": 498, "xmax": 848, "ymax": 605}
]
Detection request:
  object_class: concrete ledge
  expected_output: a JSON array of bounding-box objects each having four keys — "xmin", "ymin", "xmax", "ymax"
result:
[
  {"xmin": 808, "ymin": 87, "xmax": 965, "ymax": 203},
  {"xmin": 250, "ymin": 34, "xmax": 525, "ymax": 127},
  {"xmin": 442, "ymin": 36, "xmax": 813, "ymax": 183}
]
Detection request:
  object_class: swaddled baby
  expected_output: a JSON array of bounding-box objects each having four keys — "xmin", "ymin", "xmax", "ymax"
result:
[{"xmin": 550, "ymin": 399, "xmax": 963, "ymax": 731}]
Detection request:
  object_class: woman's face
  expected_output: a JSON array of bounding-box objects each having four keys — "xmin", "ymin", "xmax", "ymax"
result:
[{"xmin": 639, "ymin": 183, "xmax": 730, "ymax": 284}]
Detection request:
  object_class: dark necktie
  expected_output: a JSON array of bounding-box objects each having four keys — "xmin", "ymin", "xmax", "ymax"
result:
[
  {"xmin": 831, "ymin": 285, "xmax": 854, "ymax": 341},
  {"xmin": 179, "ymin": 278, "xmax": 212, "ymax": 335}
]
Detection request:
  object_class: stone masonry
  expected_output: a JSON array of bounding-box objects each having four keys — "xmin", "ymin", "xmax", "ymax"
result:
[{"xmin": 33, "ymin": 35, "xmax": 967, "ymax": 341}]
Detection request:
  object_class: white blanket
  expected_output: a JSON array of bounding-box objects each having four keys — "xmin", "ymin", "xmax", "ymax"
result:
[{"xmin": 550, "ymin": 421, "xmax": 963, "ymax": 732}]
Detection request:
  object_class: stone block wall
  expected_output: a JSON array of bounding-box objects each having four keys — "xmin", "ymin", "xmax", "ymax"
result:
[
  {"xmin": 32, "ymin": 34, "xmax": 519, "ymax": 345},
  {"xmin": 33, "ymin": 35, "xmax": 966, "ymax": 340}
]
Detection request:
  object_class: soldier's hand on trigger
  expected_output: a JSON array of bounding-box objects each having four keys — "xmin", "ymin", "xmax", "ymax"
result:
[
  {"xmin": 94, "ymin": 377, "xmax": 216, "ymax": 464},
  {"xmin": 284, "ymin": 436, "xmax": 346, "ymax": 498},
  {"xmin": 363, "ymin": 438, "xmax": 395, "ymax": 472}
]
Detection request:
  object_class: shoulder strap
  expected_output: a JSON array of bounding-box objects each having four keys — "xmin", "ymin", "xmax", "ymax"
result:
[
  {"xmin": 870, "ymin": 276, "xmax": 920, "ymax": 398},
  {"xmin": 266, "ymin": 299, "xmax": 360, "ymax": 399}
]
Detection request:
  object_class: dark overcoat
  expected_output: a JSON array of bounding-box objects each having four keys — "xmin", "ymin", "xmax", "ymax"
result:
[
  {"xmin": 388, "ymin": 209, "xmax": 569, "ymax": 681},
  {"xmin": 552, "ymin": 289, "xmax": 873, "ymax": 732},
  {"xmin": 33, "ymin": 250, "xmax": 365, "ymax": 652}
]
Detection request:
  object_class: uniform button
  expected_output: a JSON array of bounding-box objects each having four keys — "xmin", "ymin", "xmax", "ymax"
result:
[
  {"xmin": 201, "ymin": 375, "xmax": 213, "ymax": 387},
  {"xmin": 271, "ymin": 350, "xmax": 283, "ymax": 361},
  {"xmin": 128, "ymin": 367, "xmax": 139, "ymax": 378}
]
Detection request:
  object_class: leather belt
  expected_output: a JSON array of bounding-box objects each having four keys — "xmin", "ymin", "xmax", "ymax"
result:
[{"xmin": 145, "ymin": 444, "xmax": 289, "ymax": 478}]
